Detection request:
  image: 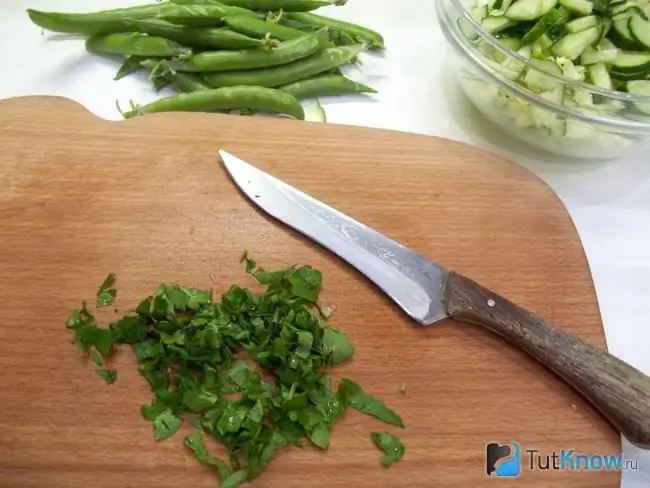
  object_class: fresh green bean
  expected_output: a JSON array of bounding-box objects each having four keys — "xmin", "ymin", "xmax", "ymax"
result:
[
  {"xmin": 114, "ymin": 55, "xmax": 146, "ymax": 81},
  {"xmin": 86, "ymin": 33, "xmax": 190, "ymax": 57},
  {"xmin": 279, "ymin": 74, "xmax": 376, "ymax": 99},
  {"xmin": 285, "ymin": 12, "xmax": 384, "ymax": 49},
  {"xmin": 217, "ymin": 0, "xmax": 345, "ymax": 12},
  {"xmin": 204, "ymin": 43, "xmax": 365, "ymax": 87},
  {"xmin": 26, "ymin": 4, "xmax": 167, "ymax": 35},
  {"xmin": 141, "ymin": 59, "xmax": 211, "ymax": 92},
  {"xmin": 173, "ymin": 31, "xmax": 325, "ymax": 72},
  {"xmin": 122, "ymin": 86, "xmax": 305, "ymax": 119},
  {"xmin": 224, "ymin": 15, "xmax": 306, "ymax": 40},
  {"xmin": 121, "ymin": 19, "xmax": 266, "ymax": 49},
  {"xmin": 169, "ymin": 0, "xmax": 261, "ymax": 17},
  {"xmin": 157, "ymin": 4, "xmax": 257, "ymax": 27}
]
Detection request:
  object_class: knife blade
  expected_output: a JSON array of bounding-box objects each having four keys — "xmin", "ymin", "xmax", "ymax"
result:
[{"xmin": 218, "ymin": 149, "xmax": 650, "ymax": 449}]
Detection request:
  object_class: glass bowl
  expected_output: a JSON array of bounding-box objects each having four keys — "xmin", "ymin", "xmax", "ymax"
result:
[{"xmin": 436, "ymin": 0, "xmax": 650, "ymax": 160}]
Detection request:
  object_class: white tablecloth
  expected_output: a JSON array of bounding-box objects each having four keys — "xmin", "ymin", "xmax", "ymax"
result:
[{"xmin": 2, "ymin": 1, "xmax": 649, "ymax": 485}]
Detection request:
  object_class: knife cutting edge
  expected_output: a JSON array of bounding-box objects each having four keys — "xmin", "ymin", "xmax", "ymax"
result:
[{"xmin": 217, "ymin": 149, "xmax": 650, "ymax": 450}]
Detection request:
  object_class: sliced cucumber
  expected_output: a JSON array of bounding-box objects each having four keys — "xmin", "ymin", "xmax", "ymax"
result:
[
  {"xmin": 558, "ymin": 0, "xmax": 593, "ymax": 15},
  {"xmin": 532, "ymin": 33, "xmax": 555, "ymax": 56},
  {"xmin": 629, "ymin": 15, "xmax": 650, "ymax": 49},
  {"xmin": 626, "ymin": 79, "xmax": 650, "ymax": 114},
  {"xmin": 482, "ymin": 15, "xmax": 517, "ymax": 33},
  {"xmin": 589, "ymin": 62, "xmax": 614, "ymax": 88},
  {"xmin": 580, "ymin": 45, "xmax": 620, "ymax": 64},
  {"xmin": 565, "ymin": 15, "xmax": 600, "ymax": 33},
  {"xmin": 611, "ymin": 50, "xmax": 650, "ymax": 70},
  {"xmin": 521, "ymin": 6, "xmax": 570, "ymax": 44},
  {"xmin": 626, "ymin": 79, "xmax": 650, "ymax": 93},
  {"xmin": 612, "ymin": 4, "xmax": 648, "ymax": 22},
  {"xmin": 523, "ymin": 57, "xmax": 564, "ymax": 89},
  {"xmin": 551, "ymin": 26, "xmax": 600, "ymax": 59},
  {"xmin": 499, "ymin": 36, "xmax": 524, "ymax": 50},
  {"xmin": 505, "ymin": 0, "xmax": 558, "ymax": 21},
  {"xmin": 611, "ymin": 17, "xmax": 642, "ymax": 49},
  {"xmin": 471, "ymin": 4, "xmax": 490, "ymax": 20}
]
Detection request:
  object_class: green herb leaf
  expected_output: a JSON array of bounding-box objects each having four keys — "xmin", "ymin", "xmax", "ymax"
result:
[
  {"xmin": 371, "ymin": 431, "xmax": 405, "ymax": 466},
  {"xmin": 240, "ymin": 250, "xmax": 257, "ymax": 273},
  {"xmin": 339, "ymin": 379, "xmax": 404, "ymax": 428},
  {"xmin": 153, "ymin": 409, "xmax": 182, "ymax": 441},
  {"xmin": 322, "ymin": 326, "xmax": 353, "ymax": 364},
  {"xmin": 97, "ymin": 368, "xmax": 117, "ymax": 384},
  {"xmin": 307, "ymin": 423, "xmax": 330, "ymax": 449},
  {"xmin": 140, "ymin": 401, "xmax": 168, "ymax": 421},
  {"xmin": 184, "ymin": 432, "xmax": 231, "ymax": 481},
  {"xmin": 288, "ymin": 265, "xmax": 322, "ymax": 301},
  {"xmin": 222, "ymin": 469, "xmax": 248, "ymax": 488},
  {"xmin": 96, "ymin": 272, "xmax": 117, "ymax": 308}
]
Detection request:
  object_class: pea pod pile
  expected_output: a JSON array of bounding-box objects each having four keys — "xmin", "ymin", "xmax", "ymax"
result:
[
  {"xmin": 27, "ymin": 0, "xmax": 384, "ymax": 121},
  {"xmin": 67, "ymin": 255, "xmax": 405, "ymax": 488},
  {"xmin": 463, "ymin": 0, "xmax": 650, "ymax": 122}
]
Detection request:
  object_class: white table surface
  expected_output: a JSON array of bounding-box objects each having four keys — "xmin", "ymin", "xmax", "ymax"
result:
[{"xmin": 2, "ymin": 0, "xmax": 649, "ymax": 485}]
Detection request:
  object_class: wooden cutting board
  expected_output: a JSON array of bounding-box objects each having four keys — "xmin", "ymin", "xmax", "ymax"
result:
[{"xmin": 0, "ymin": 96, "xmax": 619, "ymax": 488}]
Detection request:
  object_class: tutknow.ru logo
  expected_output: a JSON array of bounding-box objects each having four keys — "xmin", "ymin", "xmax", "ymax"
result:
[{"xmin": 486, "ymin": 442, "xmax": 639, "ymax": 477}]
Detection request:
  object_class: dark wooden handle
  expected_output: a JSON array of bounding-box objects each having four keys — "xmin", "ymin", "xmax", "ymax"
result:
[{"xmin": 443, "ymin": 271, "xmax": 650, "ymax": 449}]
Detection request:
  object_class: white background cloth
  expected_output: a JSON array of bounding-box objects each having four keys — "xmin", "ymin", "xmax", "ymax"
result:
[{"xmin": 2, "ymin": 1, "xmax": 649, "ymax": 485}]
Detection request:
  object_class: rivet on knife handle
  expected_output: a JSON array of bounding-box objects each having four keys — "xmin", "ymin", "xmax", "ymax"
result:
[{"xmin": 444, "ymin": 271, "xmax": 650, "ymax": 449}]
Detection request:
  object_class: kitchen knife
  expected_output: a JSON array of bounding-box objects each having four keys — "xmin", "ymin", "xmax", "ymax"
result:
[{"xmin": 217, "ymin": 149, "xmax": 650, "ymax": 449}]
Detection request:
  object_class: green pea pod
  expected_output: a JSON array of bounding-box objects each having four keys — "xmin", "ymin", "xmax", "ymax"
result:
[
  {"xmin": 217, "ymin": 0, "xmax": 345, "ymax": 12},
  {"xmin": 86, "ymin": 33, "xmax": 190, "ymax": 57},
  {"xmin": 114, "ymin": 55, "xmax": 146, "ymax": 81},
  {"xmin": 204, "ymin": 43, "xmax": 366, "ymax": 88},
  {"xmin": 169, "ymin": 0, "xmax": 261, "ymax": 17},
  {"xmin": 157, "ymin": 4, "xmax": 257, "ymax": 27},
  {"xmin": 122, "ymin": 86, "xmax": 305, "ymax": 120},
  {"xmin": 279, "ymin": 74, "xmax": 376, "ymax": 100},
  {"xmin": 173, "ymin": 31, "xmax": 325, "ymax": 72},
  {"xmin": 141, "ymin": 59, "xmax": 211, "ymax": 93},
  {"xmin": 122, "ymin": 19, "xmax": 265, "ymax": 49},
  {"xmin": 224, "ymin": 15, "xmax": 306, "ymax": 40},
  {"xmin": 26, "ymin": 4, "xmax": 166, "ymax": 35},
  {"xmin": 285, "ymin": 12, "xmax": 385, "ymax": 49}
]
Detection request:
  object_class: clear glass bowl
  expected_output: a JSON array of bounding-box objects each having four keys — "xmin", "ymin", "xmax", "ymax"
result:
[{"xmin": 436, "ymin": 0, "xmax": 650, "ymax": 160}]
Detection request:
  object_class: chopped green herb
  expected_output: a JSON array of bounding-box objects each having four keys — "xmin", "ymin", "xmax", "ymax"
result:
[
  {"xmin": 184, "ymin": 432, "xmax": 231, "ymax": 481},
  {"xmin": 97, "ymin": 368, "xmax": 117, "ymax": 384},
  {"xmin": 96, "ymin": 272, "xmax": 117, "ymax": 308},
  {"xmin": 371, "ymin": 431, "xmax": 405, "ymax": 466},
  {"xmin": 339, "ymin": 379, "xmax": 404, "ymax": 428},
  {"xmin": 240, "ymin": 250, "xmax": 257, "ymax": 273},
  {"xmin": 65, "ymin": 254, "xmax": 404, "ymax": 484},
  {"xmin": 154, "ymin": 409, "xmax": 182, "ymax": 441},
  {"xmin": 322, "ymin": 326, "xmax": 353, "ymax": 365}
]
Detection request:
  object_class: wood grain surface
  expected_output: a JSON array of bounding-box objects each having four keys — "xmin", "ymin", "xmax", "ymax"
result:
[{"xmin": 0, "ymin": 96, "xmax": 619, "ymax": 488}]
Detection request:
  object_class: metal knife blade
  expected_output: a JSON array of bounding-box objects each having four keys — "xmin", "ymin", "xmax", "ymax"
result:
[
  {"xmin": 218, "ymin": 149, "xmax": 449, "ymax": 326},
  {"xmin": 217, "ymin": 148, "xmax": 650, "ymax": 450}
]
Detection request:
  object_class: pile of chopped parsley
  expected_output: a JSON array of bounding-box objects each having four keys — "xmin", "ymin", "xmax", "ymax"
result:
[{"xmin": 66, "ymin": 253, "xmax": 405, "ymax": 487}]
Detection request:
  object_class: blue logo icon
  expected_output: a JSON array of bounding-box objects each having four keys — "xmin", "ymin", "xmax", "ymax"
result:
[{"xmin": 486, "ymin": 442, "xmax": 521, "ymax": 477}]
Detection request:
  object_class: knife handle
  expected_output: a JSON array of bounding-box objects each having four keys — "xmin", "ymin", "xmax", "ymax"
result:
[{"xmin": 443, "ymin": 271, "xmax": 650, "ymax": 449}]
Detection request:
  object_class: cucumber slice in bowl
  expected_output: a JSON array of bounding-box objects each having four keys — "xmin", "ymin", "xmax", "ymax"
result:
[
  {"xmin": 551, "ymin": 26, "xmax": 601, "ymax": 59},
  {"xmin": 558, "ymin": 0, "xmax": 593, "ymax": 15},
  {"xmin": 627, "ymin": 80, "xmax": 650, "ymax": 114},
  {"xmin": 521, "ymin": 6, "xmax": 570, "ymax": 44},
  {"xmin": 505, "ymin": 0, "xmax": 558, "ymax": 21},
  {"xmin": 629, "ymin": 15, "xmax": 650, "ymax": 49},
  {"xmin": 481, "ymin": 15, "xmax": 517, "ymax": 33}
]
